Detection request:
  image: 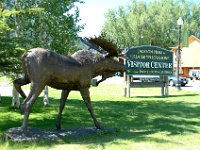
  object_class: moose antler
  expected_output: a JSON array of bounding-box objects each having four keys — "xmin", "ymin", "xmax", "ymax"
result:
[{"xmin": 87, "ymin": 36, "xmax": 118, "ymax": 57}]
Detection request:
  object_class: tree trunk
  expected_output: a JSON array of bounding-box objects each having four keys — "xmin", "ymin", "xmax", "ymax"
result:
[
  {"xmin": 43, "ymin": 86, "xmax": 49, "ymax": 106},
  {"xmin": 11, "ymin": 86, "xmax": 20, "ymax": 108}
]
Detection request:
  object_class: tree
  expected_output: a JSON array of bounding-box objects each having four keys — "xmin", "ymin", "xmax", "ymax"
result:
[
  {"xmin": 5, "ymin": 0, "xmax": 84, "ymax": 55},
  {"xmin": 0, "ymin": 4, "xmax": 23, "ymax": 76},
  {"xmin": 0, "ymin": 0, "xmax": 84, "ymax": 77},
  {"xmin": 101, "ymin": 0, "xmax": 200, "ymax": 49}
]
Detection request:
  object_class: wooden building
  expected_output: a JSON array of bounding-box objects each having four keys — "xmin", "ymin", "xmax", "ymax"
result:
[{"xmin": 172, "ymin": 35, "xmax": 200, "ymax": 78}]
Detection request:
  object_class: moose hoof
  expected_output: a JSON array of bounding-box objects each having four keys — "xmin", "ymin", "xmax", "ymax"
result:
[
  {"xmin": 56, "ymin": 124, "xmax": 61, "ymax": 130},
  {"xmin": 96, "ymin": 126, "xmax": 103, "ymax": 131},
  {"xmin": 95, "ymin": 123, "xmax": 103, "ymax": 130},
  {"xmin": 20, "ymin": 126, "xmax": 28, "ymax": 133}
]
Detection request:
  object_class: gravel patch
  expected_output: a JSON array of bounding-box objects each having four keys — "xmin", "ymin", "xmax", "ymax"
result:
[{"xmin": 4, "ymin": 127, "xmax": 115, "ymax": 142}]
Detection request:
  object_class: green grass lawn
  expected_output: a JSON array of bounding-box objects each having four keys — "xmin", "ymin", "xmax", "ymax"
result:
[{"xmin": 0, "ymin": 83, "xmax": 200, "ymax": 150}]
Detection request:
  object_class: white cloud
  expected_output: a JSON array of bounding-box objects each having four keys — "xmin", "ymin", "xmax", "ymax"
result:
[
  {"xmin": 78, "ymin": 7, "xmax": 105, "ymax": 37},
  {"xmin": 77, "ymin": 0, "xmax": 131, "ymax": 37}
]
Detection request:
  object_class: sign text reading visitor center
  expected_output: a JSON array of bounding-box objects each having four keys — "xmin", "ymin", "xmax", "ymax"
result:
[{"xmin": 126, "ymin": 46, "xmax": 173, "ymax": 75}]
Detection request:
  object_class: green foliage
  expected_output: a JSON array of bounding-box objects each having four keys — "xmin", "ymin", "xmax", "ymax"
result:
[
  {"xmin": 0, "ymin": 84, "xmax": 200, "ymax": 149},
  {"xmin": 0, "ymin": 8, "xmax": 23, "ymax": 77},
  {"xmin": 4, "ymin": 0, "xmax": 84, "ymax": 54},
  {"xmin": 102, "ymin": 0, "xmax": 200, "ymax": 49},
  {"xmin": 0, "ymin": 0, "xmax": 84, "ymax": 77}
]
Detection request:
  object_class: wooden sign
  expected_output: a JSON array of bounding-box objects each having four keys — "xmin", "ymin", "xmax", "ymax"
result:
[{"xmin": 126, "ymin": 46, "xmax": 173, "ymax": 75}]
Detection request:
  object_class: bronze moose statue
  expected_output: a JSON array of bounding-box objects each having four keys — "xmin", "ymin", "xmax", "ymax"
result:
[{"xmin": 13, "ymin": 37, "xmax": 125, "ymax": 131}]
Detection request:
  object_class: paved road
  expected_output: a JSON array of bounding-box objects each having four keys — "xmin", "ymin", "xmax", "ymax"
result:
[
  {"xmin": 103, "ymin": 77, "xmax": 200, "ymax": 92},
  {"xmin": 0, "ymin": 82, "xmax": 29, "ymax": 97},
  {"xmin": 0, "ymin": 82, "xmax": 13, "ymax": 96},
  {"xmin": 0, "ymin": 77, "xmax": 200, "ymax": 97},
  {"xmin": 170, "ymin": 79, "xmax": 200, "ymax": 92}
]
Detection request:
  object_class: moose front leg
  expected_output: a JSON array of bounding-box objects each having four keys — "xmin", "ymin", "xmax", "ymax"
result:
[
  {"xmin": 96, "ymin": 72, "xmax": 115, "ymax": 86},
  {"xmin": 56, "ymin": 90, "xmax": 69, "ymax": 130},
  {"xmin": 80, "ymin": 88, "xmax": 102, "ymax": 129}
]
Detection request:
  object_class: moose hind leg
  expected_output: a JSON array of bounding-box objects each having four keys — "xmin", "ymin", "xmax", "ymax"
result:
[
  {"xmin": 19, "ymin": 86, "xmax": 35, "ymax": 115},
  {"xmin": 80, "ymin": 88, "xmax": 102, "ymax": 129},
  {"xmin": 13, "ymin": 77, "xmax": 30, "ymax": 99},
  {"xmin": 21, "ymin": 82, "xmax": 45, "ymax": 132},
  {"xmin": 56, "ymin": 90, "xmax": 69, "ymax": 130}
]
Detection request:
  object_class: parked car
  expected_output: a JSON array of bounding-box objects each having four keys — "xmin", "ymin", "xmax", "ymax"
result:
[
  {"xmin": 188, "ymin": 69, "xmax": 200, "ymax": 80},
  {"xmin": 168, "ymin": 75, "xmax": 188, "ymax": 86}
]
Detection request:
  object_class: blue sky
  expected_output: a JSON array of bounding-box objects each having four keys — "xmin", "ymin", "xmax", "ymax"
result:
[{"xmin": 77, "ymin": 0, "xmax": 132, "ymax": 37}]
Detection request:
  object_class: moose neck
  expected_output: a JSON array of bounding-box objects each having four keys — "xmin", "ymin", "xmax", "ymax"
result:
[{"xmin": 90, "ymin": 59, "xmax": 113, "ymax": 76}]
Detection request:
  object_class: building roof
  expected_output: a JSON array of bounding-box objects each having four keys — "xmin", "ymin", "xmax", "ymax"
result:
[
  {"xmin": 172, "ymin": 35, "xmax": 200, "ymax": 51},
  {"xmin": 188, "ymin": 35, "xmax": 200, "ymax": 44}
]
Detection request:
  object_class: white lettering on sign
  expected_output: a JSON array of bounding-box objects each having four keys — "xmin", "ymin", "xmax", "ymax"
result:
[
  {"xmin": 126, "ymin": 60, "xmax": 173, "ymax": 69},
  {"xmin": 150, "ymin": 61, "xmax": 173, "ymax": 69}
]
